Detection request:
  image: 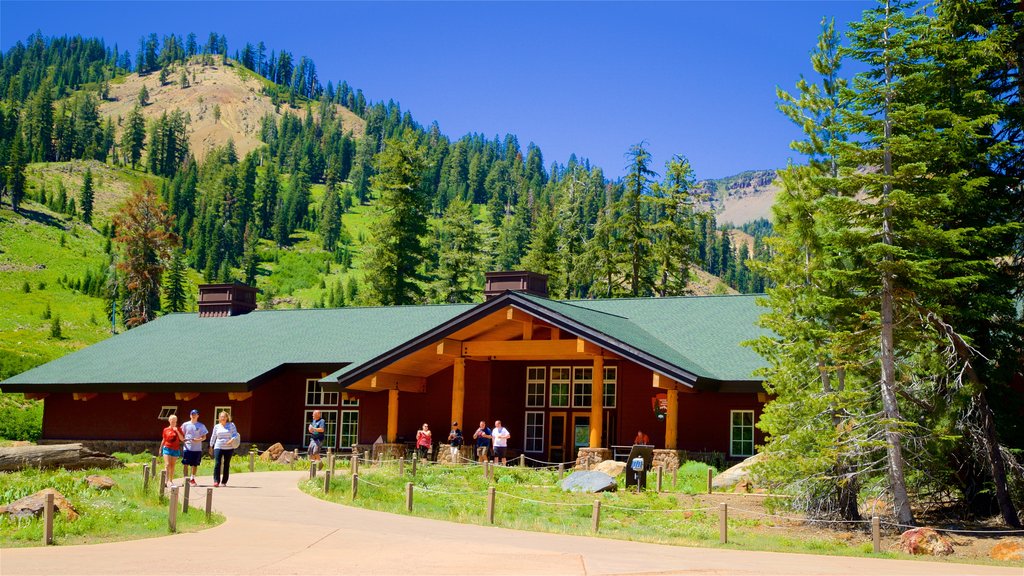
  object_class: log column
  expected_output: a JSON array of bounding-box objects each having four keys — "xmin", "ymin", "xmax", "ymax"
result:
[
  {"xmin": 665, "ymin": 388, "xmax": 679, "ymax": 450},
  {"xmin": 589, "ymin": 355, "xmax": 604, "ymax": 448},
  {"xmin": 387, "ymin": 389, "xmax": 399, "ymax": 442},
  {"xmin": 451, "ymin": 357, "xmax": 466, "ymax": 428}
]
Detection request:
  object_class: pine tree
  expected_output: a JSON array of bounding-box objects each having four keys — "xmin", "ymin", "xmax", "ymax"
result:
[
  {"xmin": 113, "ymin": 182, "xmax": 179, "ymax": 327},
  {"xmin": 363, "ymin": 129, "xmax": 429, "ymax": 305},
  {"xmin": 648, "ymin": 155, "xmax": 703, "ymax": 296},
  {"xmin": 319, "ymin": 186, "xmax": 343, "ymax": 251},
  {"xmin": 618, "ymin": 142, "xmax": 656, "ymax": 296},
  {"xmin": 122, "ymin": 105, "xmax": 146, "ymax": 169},
  {"xmin": 432, "ymin": 198, "xmax": 482, "ymax": 303},
  {"xmin": 6, "ymin": 132, "xmax": 26, "ymax": 212},
  {"xmin": 80, "ymin": 168, "xmax": 95, "ymax": 225},
  {"xmin": 520, "ymin": 207, "xmax": 561, "ymax": 295},
  {"xmin": 163, "ymin": 248, "xmax": 187, "ymax": 312},
  {"xmin": 138, "ymin": 84, "xmax": 149, "ymax": 106},
  {"xmin": 240, "ymin": 224, "xmax": 259, "ymax": 286}
]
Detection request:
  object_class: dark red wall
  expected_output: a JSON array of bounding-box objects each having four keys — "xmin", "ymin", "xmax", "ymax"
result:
[{"xmin": 39, "ymin": 359, "xmax": 766, "ymax": 459}]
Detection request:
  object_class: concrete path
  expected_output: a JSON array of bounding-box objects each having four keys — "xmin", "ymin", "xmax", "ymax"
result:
[{"xmin": 1, "ymin": 471, "xmax": 1018, "ymax": 576}]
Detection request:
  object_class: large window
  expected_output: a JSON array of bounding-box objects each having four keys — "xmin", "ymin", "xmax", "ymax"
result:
[
  {"xmin": 549, "ymin": 367, "xmax": 570, "ymax": 407},
  {"xmin": 526, "ymin": 367, "xmax": 546, "ymax": 407},
  {"xmin": 730, "ymin": 410, "xmax": 755, "ymax": 457},
  {"xmin": 602, "ymin": 366, "xmax": 617, "ymax": 408},
  {"xmin": 303, "ymin": 410, "xmax": 338, "ymax": 448},
  {"xmin": 306, "ymin": 378, "xmax": 339, "ymax": 406},
  {"xmin": 525, "ymin": 411, "xmax": 544, "ymax": 453},
  {"xmin": 339, "ymin": 410, "xmax": 359, "ymax": 448},
  {"xmin": 572, "ymin": 367, "xmax": 592, "ymax": 408}
]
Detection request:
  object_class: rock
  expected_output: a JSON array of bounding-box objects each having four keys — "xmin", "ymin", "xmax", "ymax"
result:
[
  {"xmin": 711, "ymin": 453, "xmax": 763, "ymax": 490},
  {"xmin": 559, "ymin": 470, "xmax": 617, "ymax": 493},
  {"xmin": 260, "ymin": 442, "xmax": 285, "ymax": 462},
  {"xmin": 593, "ymin": 460, "xmax": 626, "ymax": 477},
  {"xmin": 898, "ymin": 527, "xmax": 954, "ymax": 556},
  {"xmin": 0, "ymin": 488, "xmax": 79, "ymax": 521},
  {"xmin": 0, "ymin": 443, "xmax": 123, "ymax": 472},
  {"xmin": 274, "ymin": 450, "xmax": 295, "ymax": 465},
  {"xmin": 990, "ymin": 539, "xmax": 1024, "ymax": 562},
  {"xmin": 84, "ymin": 475, "xmax": 116, "ymax": 490}
]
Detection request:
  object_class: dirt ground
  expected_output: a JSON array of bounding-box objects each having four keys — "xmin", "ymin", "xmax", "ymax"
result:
[{"xmin": 681, "ymin": 492, "xmax": 1021, "ymax": 562}]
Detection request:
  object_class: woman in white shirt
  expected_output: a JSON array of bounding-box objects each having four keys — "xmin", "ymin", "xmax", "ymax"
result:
[{"xmin": 208, "ymin": 411, "xmax": 239, "ymax": 487}]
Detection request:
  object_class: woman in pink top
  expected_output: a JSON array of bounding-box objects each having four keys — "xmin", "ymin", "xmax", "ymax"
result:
[{"xmin": 415, "ymin": 423, "xmax": 432, "ymax": 460}]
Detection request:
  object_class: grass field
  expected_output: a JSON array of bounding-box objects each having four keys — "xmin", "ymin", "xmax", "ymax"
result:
[{"xmin": 299, "ymin": 460, "xmax": 1019, "ymax": 566}]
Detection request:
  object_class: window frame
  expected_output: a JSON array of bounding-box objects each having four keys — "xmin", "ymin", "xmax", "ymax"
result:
[
  {"xmin": 213, "ymin": 406, "xmax": 232, "ymax": 421},
  {"xmin": 729, "ymin": 410, "xmax": 755, "ymax": 458},
  {"xmin": 303, "ymin": 409, "xmax": 339, "ymax": 448},
  {"xmin": 602, "ymin": 366, "xmax": 617, "ymax": 408},
  {"xmin": 572, "ymin": 367, "xmax": 593, "ymax": 408},
  {"xmin": 157, "ymin": 406, "xmax": 178, "ymax": 420},
  {"xmin": 341, "ymin": 393, "xmax": 359, "ymax": 407},
  {"xmin": 305, "ymin": 378, "xmax": 339, "ymax": 407},
  {"xmin": 339, "ymin": 410, "xmax": 359, "ymax": 449},
  {"xmin": 549, "ymin": 366, "xmax": 570, "ymax": 407},
  {"xmin": 526, "ymin": 366, "xmax": 546, "ymax": 408},
  {"xmin": 524, "ymin": 411, "xmax": 545, "ymax": 453}
]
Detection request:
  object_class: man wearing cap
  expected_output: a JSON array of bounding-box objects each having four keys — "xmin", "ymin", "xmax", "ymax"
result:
[
  {"xmin": 181, "ymin": 409, "xmax": 208, "ymax": 486},
  {"xmin": 447, "ymin": 421, "xmax": 463, "ymax": 462}
]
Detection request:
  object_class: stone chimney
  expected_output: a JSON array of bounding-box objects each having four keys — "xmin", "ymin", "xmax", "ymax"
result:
[
  {"xmin": 198, "ymin": 283, "xmax": 258, "ymax": 317},
  {"xmin": 484, "ymin": 271, "xmax": 549, "ymax": 300}
]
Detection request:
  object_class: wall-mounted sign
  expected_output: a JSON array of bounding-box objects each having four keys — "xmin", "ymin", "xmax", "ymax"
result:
[{"xmin": 651, "ymin": 393, "xmax": 668, "ymax": 420}]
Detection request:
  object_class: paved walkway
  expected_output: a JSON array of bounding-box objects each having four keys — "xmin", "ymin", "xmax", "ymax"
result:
[{"xmin": 1, "ymin": 471, "xmax": 1019, "ymax": 576}]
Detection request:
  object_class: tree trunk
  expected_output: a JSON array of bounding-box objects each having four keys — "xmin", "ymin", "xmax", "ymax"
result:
[
  {"xmin": 0, "ymin": 443, "xmax": 123, "ymax": 472},
  {"xmin": 879, "ymin": 0, "xmax": 915, "ymax": 527}
]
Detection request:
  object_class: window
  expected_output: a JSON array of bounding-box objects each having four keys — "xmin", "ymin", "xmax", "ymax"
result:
[
  {"xmin": 730, "ymin": 410, "xmax": 755, "ymax": 457},
  {"xmin": 157, "ymin": 406, "xmax": 178, "ymax": 420},
  {"xmin": 602, "ymin": 366, "xmax": 617, "ymax": 408},
  {"xmin": 339, "ymin": 410, "xmax": 359, "ymax": 448},
  {"xmin": 549, "ymin": 367, "xmax": 570, "ymax": 407},
  {"xmin": 213, "ymin": 406, "xmax": 233, "ymax": 421},
  {"xmin": 341, "ymin": 393, "xmax": 359, "ymax": 407},
  {"xmin": 572, "ymin": 367, "xmax": 592, "ymax": 408},
  {"xmin": 526, "ymin": 367, "xmax": 546, "ymax": 407},
  {"xmin": 306, "ymin": 378, "xmax": 338, "ymax": 406},
  {"xmin": 303, "ymin": 410, "xmax": 338, "ymax": 448},
  {"xmin": 525, "ymin": 411, "xmax": 544, "ymax": 453}
]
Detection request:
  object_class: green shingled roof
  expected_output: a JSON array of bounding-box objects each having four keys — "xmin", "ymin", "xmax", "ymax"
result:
[{"xmin": 2, "ymin": 292, "xmax": 769, "ymax": 391}]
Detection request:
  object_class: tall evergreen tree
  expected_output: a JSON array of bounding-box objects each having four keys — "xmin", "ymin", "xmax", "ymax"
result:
[
  {"xmin": 80, "ymin": 167, "xmax": 94, "ymax": 225},
  {"xmin": 163, "ymin": 248, "xmax": 187, "ymax": 312},
  {"xmin": 618, "ymin": 142, "xmax": 656, "ymax": 296},
  {"xmin": 432, "ymin": 198, "xmax": 482, "ymax": 303},
  {"xmin": 648, "ymin": 155, "xmax": 702, "ymax": 296},
  {"xmin": 113, "ymin": 182, "xmax": 179, "ymax": 327}
]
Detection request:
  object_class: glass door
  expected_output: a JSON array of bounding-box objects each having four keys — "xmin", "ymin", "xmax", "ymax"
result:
[{"xmin": 548, "ymin": 412, "xmax": 566, "ymax": 463}]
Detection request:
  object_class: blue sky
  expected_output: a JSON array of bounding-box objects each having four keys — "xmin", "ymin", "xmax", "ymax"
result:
[{"xmin": 1, "ymin": 1, "xmax": 871, "ymax": 179}]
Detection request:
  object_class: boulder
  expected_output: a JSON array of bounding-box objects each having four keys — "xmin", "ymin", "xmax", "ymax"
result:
[
  {"xmin": 0, "ymin": 443, "xmax": 122, "ymax": 472},
  {"xmin": 711, "ymin": 453, "xmax": 763, "ymax": 490},
  {"xmin": 0, "ymin": 488, "xmax": 79, "ymax": 521},
  {"xmin": 559, "ymin": 470, "xmax": 617, "ymax": 493},
  {"xmin": 990, "ymin": 539, "xmax": 1024, "ymax": 562},
  {"xmin": 593, "ymin": 460, "xmax": 626, "ymax": 478},
  {"xmin": 274, "ymin": 450, "xmax": 296, "ymax": 465},
  {"xmin": 898, "ymin": 527, "xmax": 954, "ymax": 556},
  {"xmin": 84, "ymin": 475, "xmax": 116, "ymax": 490},
  {"xmin": 260, "ymin": 442, "xmax": 285, "ymax": 462}
]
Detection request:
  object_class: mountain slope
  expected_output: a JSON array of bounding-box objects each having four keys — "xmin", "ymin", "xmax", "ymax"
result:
[
  {"xmin": 99, "ymin": 61, "xmax": 366, "ymax": 162},
  {"xmin": 697, "ymin": 169, "xmax": 779, "ymax": 225}
]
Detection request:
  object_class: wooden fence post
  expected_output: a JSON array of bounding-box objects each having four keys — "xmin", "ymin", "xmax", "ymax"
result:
[
  {"xmin": 399, "ymin": 456, "xmax": 405, "ymax": 476},
  {"xmin": 329, "ymin": 454, "xmax": 336, "ymax": 476},
  {"xmin": 673, "ymin": 468, "xmax": 678, "ymax": 490},
  {"xmin": 487, "ymin": 487, "xmax": 495, "ymax": 524},
  {"xmin": 351, "ymin": 474, "xmax": 358, "ymax": 500},
  {"xmin": 707, "ymin": 467, "xmax": 713, "ymax": 494},
  {"xmin": 182, "ymin": 479, "xmax": 190, "ymax": 513},
  {"xmin": 558, "ymin": 463, "xmax": 565, "ymax": 481},
  {"xmin": 872, "ymin": 516, "xmax": 881, "ymax": 553},
  {"xmin": 151, "ymin": 456, "xmax": 157, "ymax": 474},
  {"xmin": 411, "ymin": 456, "xmax": 417, "ymax": 477},
  {"xmin": 43, "ymin": 492, "xmax": 54, "ymax": 545},
  {"xmin": 159, "ymin": 470, "xmax": 168, "ymax": 500},
  {"xmin": 405, "ymin": 482, "xmax": 414, "ymax": 512},
  {"xmin": 324, "ymin": 471, "xmax": 332, "ymax": 493},
  {"xmin": 205, "ymin": 488, "xmax": 213, "ymax": 521},
  {"xmin": 248, "ymin": 452, "xmax": 255, "ymax": 472},
  {"xmin": 168, "ymin": 486, "xmax": 179, "ymax": 533},
  {"xmin": 592, "ymin": 500, "xmax": 601, "ymax": 533},
  {"xmin": 143, "ymin": 464, "xmax": 150, "ymax": 491},
  {"xmin": 656, "ymin": 466, "xmax": 664, "ymax": 493},
  {"xmin": 309, "ymin": 460, "xmax": 317, "ymax": 480},
  {"xmin": 719, "ymin": 502, "xmax": 728, "ymax": 544},
  {"xmin": 352, "ymin": 451, "xmax": 360, "ymax": 475}
]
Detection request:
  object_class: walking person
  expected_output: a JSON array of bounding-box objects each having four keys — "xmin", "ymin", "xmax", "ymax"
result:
[
  {"xmin": 473, "ymin": 420, "xmax": 491, "ymax": 463},
  {"xmin": 415, "ymin": 423, "xmax": 432, "ymax": 460},
  {"xmin": 447, "ymin": 421, "xmax": 463, "ymax": 462},
  {"xmin": 308, "ymin": 410, "xmax": 326, "ymax": 466},
  {"xmin": 209, "ymin": 410, "xmax": 239, "ymax": 487},
  {"xmin": 160, "ymin": 414, "xmax": 185, "ymax": 487},
  {"xmin": 181, "ymin": 409, "xmax": 208, "ymax": 486},
  {"xmin": 491, "ymin": 419, "xmax": 510, "ymax": 466}
]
